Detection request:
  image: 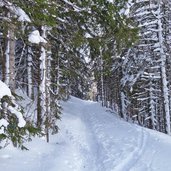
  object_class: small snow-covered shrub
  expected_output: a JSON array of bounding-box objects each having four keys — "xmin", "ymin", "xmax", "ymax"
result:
[{"xmin": 0, "ymin": 81, "xmax": 39, "ymax": 150}]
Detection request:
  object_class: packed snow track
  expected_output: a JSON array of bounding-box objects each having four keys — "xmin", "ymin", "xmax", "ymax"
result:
[{"xmin": 1, "ymin": 97, "xmax": 171, "ymax": 171}]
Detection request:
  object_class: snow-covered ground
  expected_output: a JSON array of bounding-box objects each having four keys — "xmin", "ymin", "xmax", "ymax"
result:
[{"xmin": 1, "ymin": 96, "xmax": 171, "ymax": 171}]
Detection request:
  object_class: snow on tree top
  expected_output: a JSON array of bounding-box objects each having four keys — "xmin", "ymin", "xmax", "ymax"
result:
[
  {"xmin": 0, "ymin": 118, "xmax": 9, "ymax": 134},
  {"xmin": 14, "ymin": 7, "xmax": 31, "ymax": 22},
  {"xmin": 0, "ymin": 1, "xmax": 31, "ymax": 22},
  {"xmin": 0, "ymin": 80, "xmax": 11, "ymax": 99},
  {"xmin": 8, "ymin": 106, "xmax": 26, "ymax": 128},
  {"xmin": 0, "ymin": 118, "xmax": 9, "ymax": 127},
  {"xmin": 28, "ymin": 30, "xmax": 47, "ymax": 44},
  {"xmin": 106, "ymin": 0, "xmax": 113, "ymax": 3}
]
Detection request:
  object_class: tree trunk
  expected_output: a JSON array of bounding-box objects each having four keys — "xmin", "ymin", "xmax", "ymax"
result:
[
  {"xmin": 27, "ymin": 47, "xmax": 33, "ymax": 99},
  {"xmin": 5, "ymin": 23, "xmax": 15, "ymax": 92},
  {"xmin": 158, "ymin": 3, "xmax": 171, "ymax": 135}
]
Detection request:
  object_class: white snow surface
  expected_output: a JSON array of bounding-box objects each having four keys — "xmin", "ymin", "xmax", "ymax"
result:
[
  {"xmin": 0, "ymin": 1, "xmax": 31, "ymax": 22},
  {"xmin": 8, "ymin": 106, "xmax": 26, "ymax": 128},
  {"xmin": 0, "ymin": 119, "xmax": 9, "ymax": 128},
  {"xmin": 28, "ymin": 30, "xmax": 47, "ymax": 44},
  {"xmin": 14, "ymin": 7, "xmax": 31, "ymax": 22},
  {"xmin": 0, "ymin": 119, "xmax": 9, "ymax": 134},
  {"xmin": 106, "ymin": 0, "xmax": 113, "ymax": 3},
  {"xmin": 1, "ymin": 96, "xmax": 171, "ymax": 170},
  {"xmin": 0, "ymin": 80, "xmax": 11, "ymax": 99}
]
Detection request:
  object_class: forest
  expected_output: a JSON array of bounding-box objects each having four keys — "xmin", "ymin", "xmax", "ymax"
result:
[{"xmin": 0, "ymin": 0, "xmax": 171, "ymax": 149}]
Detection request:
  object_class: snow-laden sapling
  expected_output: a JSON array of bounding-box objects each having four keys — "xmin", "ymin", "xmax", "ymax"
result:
[{"xmin": 0, "ymin": 81, "xmax": 39, "ymax": 150}]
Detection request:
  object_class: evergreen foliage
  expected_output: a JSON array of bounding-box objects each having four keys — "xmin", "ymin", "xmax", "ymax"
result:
[
  {"xmin": 0, "ymin": 0, "xmax": 137, "ymax": 149},
  {"xmin": 1, "ymin": 0, "xmax": 171, "ymax": 149}
]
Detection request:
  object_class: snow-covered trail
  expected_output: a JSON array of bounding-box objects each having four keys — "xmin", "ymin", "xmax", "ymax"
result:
[
  {"xmin": 1, "ymin": 97, "xmax": 171, "ymax": 171},
  {"xmin": 54, "ymin": 97, "xmax": 171, "ymax": 171}
]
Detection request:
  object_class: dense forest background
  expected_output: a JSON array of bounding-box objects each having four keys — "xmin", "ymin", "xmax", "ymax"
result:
[{"xmin": 1, "ymin": 0, "xmax": 171, "ymax": 149}]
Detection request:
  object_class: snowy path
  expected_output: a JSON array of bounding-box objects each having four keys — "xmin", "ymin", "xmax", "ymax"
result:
[
  {"xmin": 55, "ymin": 97, "xmax": 171, "ymax": 171},
  {"xmin": 1, "ymin": 97, "xmax": 171, "ymax": 171},
  {"xmin": 81, "ymin": 101, "xmax": 149, "ymax": 171}
]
